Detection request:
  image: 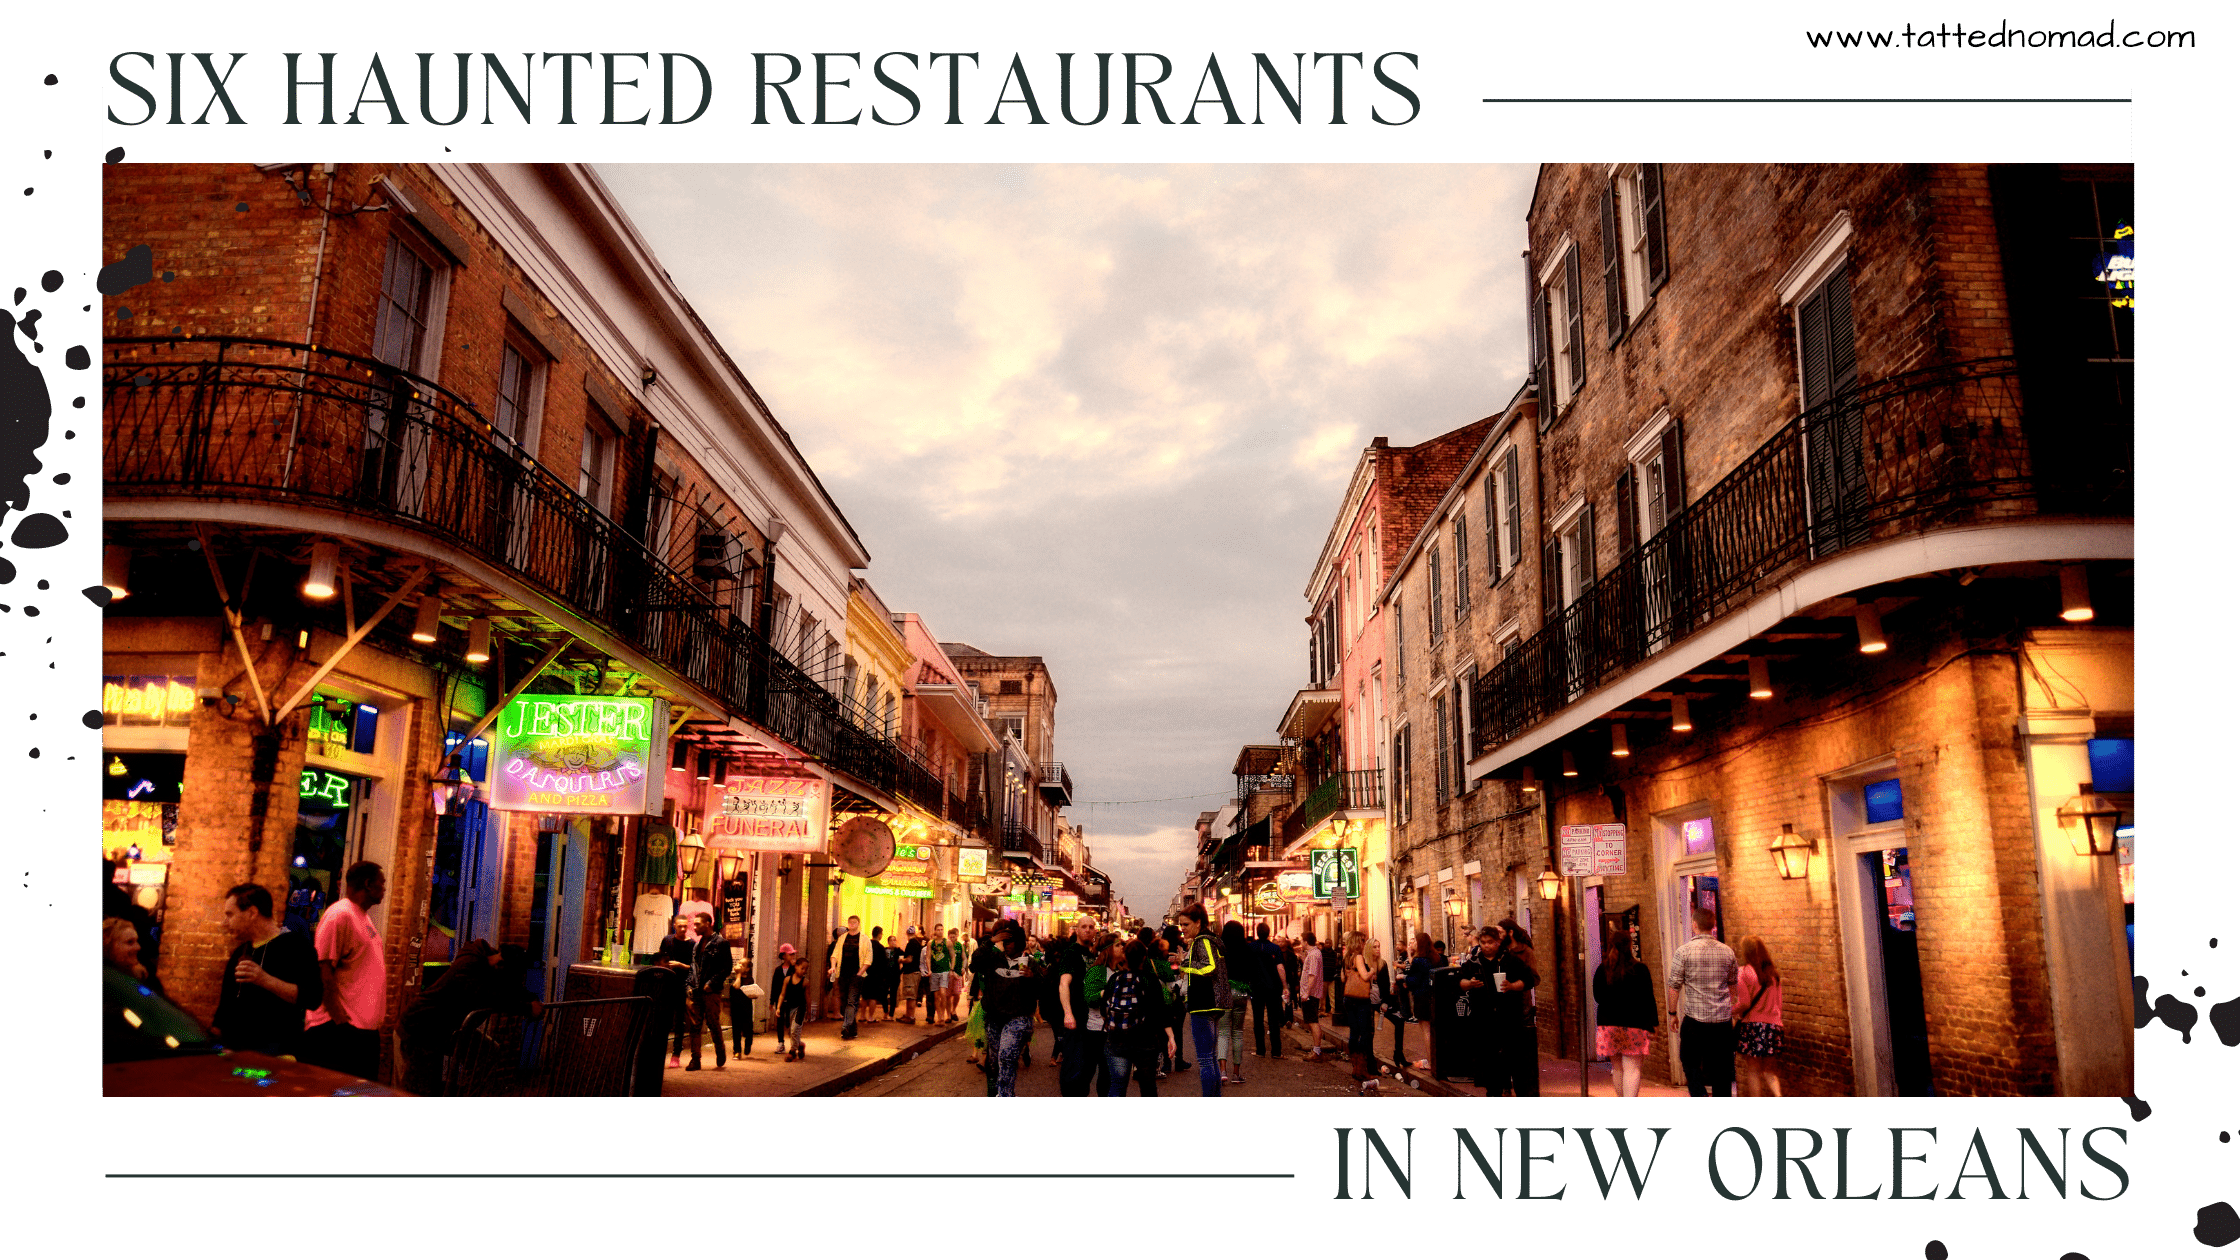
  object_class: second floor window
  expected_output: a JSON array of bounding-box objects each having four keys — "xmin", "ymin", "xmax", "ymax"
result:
[
  {"xmin": 372, "ymin": 236, "xmax": 438, "ymax": 373},
  {"xmin": 577, "ymin": 411, "xmax": 616, "ymax": 515},
  {"xmin": 493, "ymin": 341, "xmax": 539, "ymax": 450}
]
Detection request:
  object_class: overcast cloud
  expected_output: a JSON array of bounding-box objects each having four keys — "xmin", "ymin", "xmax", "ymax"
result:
[{"xmin": 597, "ymin": 163, "xmax": 1536, "ymax": 916}]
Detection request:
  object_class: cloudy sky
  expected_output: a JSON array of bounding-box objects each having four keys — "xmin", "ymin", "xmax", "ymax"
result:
[{"xmin": 597, "ymin": 163, "xmax": 1536, "ymax": 915}]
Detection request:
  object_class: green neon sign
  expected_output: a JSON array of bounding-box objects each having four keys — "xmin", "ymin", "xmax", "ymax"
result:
[{"xmin": 299, "ymin": 769, "xmax": 352, "ymax": 810}]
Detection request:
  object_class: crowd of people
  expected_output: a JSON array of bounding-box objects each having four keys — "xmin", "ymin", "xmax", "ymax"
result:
[
  {"xmin": 102, "ymin": 860, "xmax": 445, "ymax": 1085},
  {"xmin": 103, "ymin": 869, "xmax": 1786, "ymax": 1100}
]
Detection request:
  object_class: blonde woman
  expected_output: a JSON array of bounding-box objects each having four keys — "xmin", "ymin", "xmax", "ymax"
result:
[
  {"xmin": 1734, "ymin": 936, "xmax": 1785, "ymax": 1097},
  {"xmin": 1342, "ymin": 933, "xmax": 1380, "ymax": 1093},
  {"xmin": 104, "ymin": 916, "xmax": 157, "ymax": 989}
]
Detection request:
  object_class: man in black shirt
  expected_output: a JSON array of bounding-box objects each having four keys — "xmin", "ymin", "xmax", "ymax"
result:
[
  {"xmin": 1047, "ymin": 915, "xmax": 1099, "ymax": 1097},
  {"xmin": 685, "ymin": 912, "xmax": 733, "ymax": 1070},
  {"xmin": 212, "ymin": 882, "xmax": 323, "ymax": 1058},
  {"xmin": 659, "ymin": 916, "xmax": 695, "ymax": 1068}
]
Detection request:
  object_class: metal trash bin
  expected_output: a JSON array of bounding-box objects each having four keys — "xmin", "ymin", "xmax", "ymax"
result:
[{"xmin": 1429, "ymin": 965, "xmax": 1478, "ymax": 1082}]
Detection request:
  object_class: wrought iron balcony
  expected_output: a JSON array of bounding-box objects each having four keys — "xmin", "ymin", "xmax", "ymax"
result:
[
  {"xmin": 1296, "ymin": 768, "xmax": 1385, "ymax": 834},
  {"xmin": 1000, "ymin": 820, "xmax": 1043, "ymax": 864},
  {"xmin": 1037, "ymin": 762, "xmax": 1073, "ymax": 807},
  {"xmin": 1470, "ymin": 356, "xmax": 2130, "ymax": 760},
  {"xmin": 102, "ymin": 336, "xmax": 917, "ymax": 795}
]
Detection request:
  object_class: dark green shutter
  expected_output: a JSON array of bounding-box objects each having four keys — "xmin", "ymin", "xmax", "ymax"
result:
[
  {"xmin": 1643, "ymin": 163, "xmax": 1669, "ymax": 292},
  {"xmin": 1502, "ymin": 451, "xmax": 1522, "ymax": 565},
  {"xmin": 1564, "ymin": 247, "xmax": 1587, "ymax": 394},
  {"xmin": 1542, "ymin": 536, "xmax": 1563, "ymax": 624},
  {"xmin": 1601, "ymin": 178, "xmax": 1627, "ymax": 346},
  {"xmin": 1616, "ymin": 467, "xmax": 1638, "ymax": 554},
  {"xmin": 1484, "ymin": 470, "xmax": 1501, "ymax": 583}
]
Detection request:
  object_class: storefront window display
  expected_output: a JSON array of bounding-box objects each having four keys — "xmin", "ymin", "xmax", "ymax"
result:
[{"xmin": 289, "ymin": 768, "xmax": 367, "ymax": 939}]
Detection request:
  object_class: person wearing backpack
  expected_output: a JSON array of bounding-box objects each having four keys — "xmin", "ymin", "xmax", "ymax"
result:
[
  {"xmin": 1216, "ymin": 920, "xmax": 1254, "ymax": 1085},
  {"xmin": 1176, "ymin": 903, "xmax": 1226, "ymax": 1096},
  {"xmin": 1102, "ymin": 935, "xmax": 1174, "ymax": 1095}
]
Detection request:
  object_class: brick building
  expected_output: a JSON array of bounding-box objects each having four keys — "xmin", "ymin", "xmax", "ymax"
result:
[
  {"xmin": 937, "ymin": 645, "xmax": 1099, "ymax": 930},
  {"xmin": 1378, "ymin": 383, "xmax": 1548, "ymax": 965},
  {"xmin": 1435, "ymin": 163, "xmax": 2133, "ymax": 1096},
  {"xmin": 99, "ymin": 163, "xmax": 952, "ymax": 1081}
]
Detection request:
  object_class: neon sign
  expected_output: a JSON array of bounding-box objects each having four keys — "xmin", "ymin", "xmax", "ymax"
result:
[
  {"xmin": 867, "ymin": 842, "xmax": 934, "ymax": 898},
  {"xmin": 487, "ymin": 693, "xmax": 668, "ymax": 815},
  {"xmin": 712, "ymin": 776, "xmax": 832, "ymax": 851},
  {"xmin": 2095, "ymin": 223, "xmax": 2133, "ymax": 308},
  {"xmin": 298, "ymin": 769, "xmax": 353, "ymax": 810}
]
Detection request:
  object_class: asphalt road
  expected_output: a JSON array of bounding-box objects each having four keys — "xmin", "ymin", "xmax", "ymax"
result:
[{"xmin": 841, "ymin": 1019, "xmax": 1431, "ymax": 1098}]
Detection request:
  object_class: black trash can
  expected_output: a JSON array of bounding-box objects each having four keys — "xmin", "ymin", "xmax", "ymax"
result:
[
  {"xmin": 630, "ymin": 965, "xmax": 684, "ymax": 1097},
  {"xmin": 1429, "ymin": 965, "xmax": 1478, "ymax": 1082}
]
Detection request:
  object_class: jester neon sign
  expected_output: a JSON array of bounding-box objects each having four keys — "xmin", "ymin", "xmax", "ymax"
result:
[{"xmin": 488, "ymin": 693, "xmax": 667, "ymax": 815}]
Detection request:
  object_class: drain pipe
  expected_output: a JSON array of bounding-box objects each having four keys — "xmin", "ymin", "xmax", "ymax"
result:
[{"xmin": 281, "ymin": 163, "xmax": 337, "ymax": 489}]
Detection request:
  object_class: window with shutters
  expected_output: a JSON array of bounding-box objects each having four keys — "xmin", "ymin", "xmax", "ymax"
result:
[
  {"xmin": 1427, "ymin": 544, "xmax": 1444, "ymax": 643},
  {"xmin": 1391, "ymin": 724, "xmax": 1413, "ymax": 824},
  {"xmin": 1432, "ymin": 691, "xmax": 1452, "ymax": 806},
  {"xmin": 1790, "ymin": 256, "xmax": 1866, "ymax": 555},
  {"xmin": 1602, "ymin": 164, "xmax": 1670, "ymax": 346},
  {"xmin": 1622, "ymin": 412, "xmax": 1685, "ymax": 648},
  {"xmin": 1451, "ymin": 514, "xmax": 1471, "ymax": 618},
  {"xmin": 1483, "ymin": 443, "xmax": 1522, "ymax": 582},
  {"xmin": 1453, "ymin": 663, "xmax": 1477, "ymax": 792},
  {"xmin": 1535, "ymin": 241, "xmax": 1587, "ymax": 414},
  {"xmin": 1548, "ymin": 498, "xmax": 1596, "ymax": 608},
  {"xmin": 1392, "ymin": 596, "xmax": 1406, "ymax": 686}
]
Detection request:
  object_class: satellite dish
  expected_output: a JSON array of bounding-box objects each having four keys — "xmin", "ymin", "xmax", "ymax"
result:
[{"xmin": 832, "ymin": 816, "xmax": 897, "ymax": 878}]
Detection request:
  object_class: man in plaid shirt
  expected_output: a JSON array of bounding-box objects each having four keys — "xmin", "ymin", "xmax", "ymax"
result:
[{"xmin": 1667, "ymin": 906, "xmax": 1739, "ymax": 1097}]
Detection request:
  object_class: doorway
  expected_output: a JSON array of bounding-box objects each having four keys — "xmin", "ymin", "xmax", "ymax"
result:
[{"xmin": 1864, "ymin": 846, "xmax": 1933, "ymax": 1095}]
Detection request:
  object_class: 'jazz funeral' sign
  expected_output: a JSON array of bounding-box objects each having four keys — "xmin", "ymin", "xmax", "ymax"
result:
[
  {"xmin": 490, "ymin": 694, "xmax": 667, "ymax": 815},
  {"xmin": 714, "ymin": 776, "xmax": 833, "ymax": 851}
]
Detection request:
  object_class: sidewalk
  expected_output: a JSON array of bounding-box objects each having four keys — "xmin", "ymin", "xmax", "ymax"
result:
[
  {"xmin": 1278, "ymin": 1017, "xmax": 1686, "ymax": 1097},
  {"xmin": 658, "ymin": 1009, "xmax": 969, "ymax": 1098}
]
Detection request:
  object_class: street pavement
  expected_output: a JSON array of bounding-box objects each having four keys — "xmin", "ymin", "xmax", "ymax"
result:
[
  {"xmin": 656, "ymin": 1003, "xmax": 1687, "ymax": 1098},
  {"xmin": 658, "ymin": 1008, "xmax": 966, "ymax": 1098},
  {"xmin": 845, "ymin": 1018, "xmax": 1431, "ymax": 1098}
]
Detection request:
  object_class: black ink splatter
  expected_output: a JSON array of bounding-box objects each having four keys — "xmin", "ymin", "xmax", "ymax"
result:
[
  {"xmin": 0, "ymin": 309, "xmax": 51, "ymax": 527},
  {"xmin": 2122, "ymin": 1095, "xmax": 2151, "ymax": 1121},
  {"xmin": 234, "ymin": 202, "xmax": 249, "ymax": 213},
  {"xmin": 1923, "ymin": 1244, "xmax": 1947, "ymax": 1260},
  {"xmin": 9, "ymin": 514, "xmax": 64, "ymax": 548},
  {"xmin": 2199, "ymin": 1202, "xmax": 2240, "ymax": 1247},
  {"xmin": 98, "ymin": 245, "xmax": 153, "ymax": 296},
  {"xmin": 2212, "ymin": 996, "xmax": 2240, "ymax": 1048},
  {"xmin": 105, "ymin": 146, "xmax": 124, "ymax": 164},
  {"xmin": 81, "ymin": 585, "xmax": 110, "ymax": 607},
  {"xmin": 2057, "ymin": 1254, "xmax": 2089, "ymax": 1260},
  {"xmin": 63, "ymin": 346, "xmax": 89, "ymax": 370},
  {"xmin": 2156, "ymin": 994, "xmax": 2201, "ymax": 1043},
  {"xmin": 79, "ymin": 710, "xmax": 101, "ymax": 730},
  {"xmin": 0, "ymin": 557, "xmax": 12, "ymax": 583},
  {"xmin": 17, "ymin": 309, "xmax": 40, "ymax": 340},
  {"xmin": 39, "ymin": 271, "xmax": 61, "ymax": 293},
  {"xmin": 45, "ymin": 74, "xmax": 58, "ymax": 86}
]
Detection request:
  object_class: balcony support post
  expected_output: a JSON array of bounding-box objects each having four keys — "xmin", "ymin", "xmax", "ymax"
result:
[
  {"xmin": 273, "ymin": 563, "xmax": 431, "ymax": 721},
  {"xmin": 195, "ymin": 524, "xmax": 275, "ymax": 728},
  {"xmin": 459, "ymin": 635, "xmax": 575, "ymax": 745}
]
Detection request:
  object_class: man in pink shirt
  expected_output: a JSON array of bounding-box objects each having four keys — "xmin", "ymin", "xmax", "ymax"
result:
[{"xmin": 303, "ymin": 860, "xmax": 388, "ymax": 1082}]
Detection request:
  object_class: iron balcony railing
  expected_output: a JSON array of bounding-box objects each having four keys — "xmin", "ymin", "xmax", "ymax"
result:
[
  {"xmin": 103, "ymin": 336, "xmax": 920, "ymax": 797},
  {"xmin": 1000, "ymin": 820, "xmax": 1044, "ymax": 864},
  {"xmin": 1297, "ymin": 768, "xmax": 1385, "ymax": 833},
  {"xmin": 1037, "ymin": 762, "xmax": 1074, "ymax": 806},
  {"xmin": 1469, "ymin": 356, "xmax": 2131, "ymax": 759}
]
